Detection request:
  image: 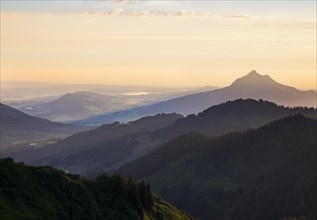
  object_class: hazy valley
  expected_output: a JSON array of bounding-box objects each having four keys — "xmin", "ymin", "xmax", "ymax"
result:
[
  {"xmin": 2, "ymin": 82, "xmax": 214, "ymax": 124},
  {"xmin": 1, "ymin": 1, "xmax": 316, "ymax": 219}
]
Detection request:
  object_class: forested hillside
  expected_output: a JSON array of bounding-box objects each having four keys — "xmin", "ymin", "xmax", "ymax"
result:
[
  {"xmin": 0, "ymin": 158, "xmax": 191, "ymax": 220},
  {"xmin": 120, "ymin": 115, "xmax": 317, "ymax": 220}
]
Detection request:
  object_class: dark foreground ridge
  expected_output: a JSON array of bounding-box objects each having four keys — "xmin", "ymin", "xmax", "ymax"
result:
[
  {"xmin": 120, "ymin": 115, "xmax": 317, "ymax": 220},
  {"xmin": 0, "ymin": 158, "xmax": 192, "ymax": 220}
]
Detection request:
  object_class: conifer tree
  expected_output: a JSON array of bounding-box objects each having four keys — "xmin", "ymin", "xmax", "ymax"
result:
[
  {"xmin": 146, "ymin": 183, "xmax": 154, "ymax": 210},
  {"xmin": 128, "ymin": 178, "xmax": 143, "ymax": 218},
  {"xmin": 138, "ymin": 180, "xmax": 147, "ymax": 209}
]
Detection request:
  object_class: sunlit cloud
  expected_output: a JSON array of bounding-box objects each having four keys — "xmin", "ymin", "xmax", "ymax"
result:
[{"xmin": 85, "ymin": 8, "xmax": 250, "ymax": 19}]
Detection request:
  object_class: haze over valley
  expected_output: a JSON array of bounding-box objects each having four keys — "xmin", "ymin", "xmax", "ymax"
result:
[
  {"xmin": 0, "ymin": 1, "xmax": 316, "ymax": 219},
  {"xmin": 2, "ymin": 82, "xmax": 212, "ymax": 122}
]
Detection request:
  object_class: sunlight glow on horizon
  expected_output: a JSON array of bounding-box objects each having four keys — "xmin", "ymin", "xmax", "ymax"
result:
[{"xmin": 1, "ymin": 1, "xmax": 316, "ymax": 90}]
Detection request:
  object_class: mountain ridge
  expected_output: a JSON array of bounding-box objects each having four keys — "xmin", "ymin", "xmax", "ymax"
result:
[{"xmin": 152, "ymin": 98, "xmax": 317, "ymax": 140}]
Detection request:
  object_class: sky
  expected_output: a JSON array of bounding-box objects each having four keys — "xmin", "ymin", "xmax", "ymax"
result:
[{"xmin": 1, "ymin": 0, "xmax": 316, "ymax": 89}]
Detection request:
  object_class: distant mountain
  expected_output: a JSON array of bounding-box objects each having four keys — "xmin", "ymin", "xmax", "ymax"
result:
[
  {"xmin": 119, "ymin": 115, "xmax": 317, "ymax": 220},
  {"xmin": 152, "ymin": 70, "xmax": 316, "ymax": 114},
  {"xmin": 75, "ymin": 70, "xmax": 316, "ymax": 125},
  {"xmin": 21, "ymin": 91, "xmax": 127, "ymax": 122},
  {"xmin": 10, "ymin": 99, "xmax": 316, "ymax": 178},
  {"xmin": 19, "ymin": 86, "xmax": 218, "ymax": 124},
  {"xmin": 0, "ymin": 103, "xmax": 82, "ymax": 149},
  {"xmin": 9, "ymin": 113, "xmax": 183, "ymax": 176},
  {"xmin": 0, "ymin": 158, "xmax": 192, "ymax": 220}
]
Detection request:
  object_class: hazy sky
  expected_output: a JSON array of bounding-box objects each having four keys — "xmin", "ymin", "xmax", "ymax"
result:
[{"xmin": 1, "ymin": 0, "xmax": 316, "ymax": 89}]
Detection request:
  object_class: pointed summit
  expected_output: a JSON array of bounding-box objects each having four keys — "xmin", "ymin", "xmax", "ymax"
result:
[
  {"xmin": 231, "ymin": 70, "xmax": 275, "ymax": 87},
  {"xmin": 248, "ymin": 69, "xmax": 260, "ymax": 76}
]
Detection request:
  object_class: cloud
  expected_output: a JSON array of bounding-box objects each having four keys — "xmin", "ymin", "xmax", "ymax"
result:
[{"xmin": 86, "ymin": 8, "xmax": 251, "ymax": 19}]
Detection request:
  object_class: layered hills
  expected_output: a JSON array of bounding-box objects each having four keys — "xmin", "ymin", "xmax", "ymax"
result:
[{"xmin": 7, "ymin": 99, "xmax": 316, "ymax": 178}]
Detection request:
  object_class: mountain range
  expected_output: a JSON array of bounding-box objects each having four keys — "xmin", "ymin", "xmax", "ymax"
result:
[
  {"xmin": 75, "ymin": 70, "xmax": 316, "ymax": 126},
  {"xmin": 7, "ymin": 99, "xmax": 316, "ymax": 178},
  {"xmin": 119, "ymin": 115, "xmax": 317, "ymax": 220}
]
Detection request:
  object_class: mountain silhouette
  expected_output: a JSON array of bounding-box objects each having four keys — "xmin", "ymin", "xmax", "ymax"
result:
[
  {"xmin": 231, "ymin": 70, "xmax": 276, "ymax": 86},
  {"xmin": 145, "ymin": 70, "xmax": 316, "ymax": 114},
  {"xmin": 75, "ymin": 70, "xmax": 316, "ymax": 125}
]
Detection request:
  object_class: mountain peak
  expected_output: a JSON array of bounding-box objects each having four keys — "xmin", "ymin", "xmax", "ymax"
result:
[
  {"xmin": 231, "ymin": 70, "xmax": 275, "ymax": 87},
  {"xmin": 248, "ymin": 69, "xmax": 260, "ymax": 76},
  {"xmin": 245, "ymin": 70, "xmax": 270, "ymax": 79}
]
